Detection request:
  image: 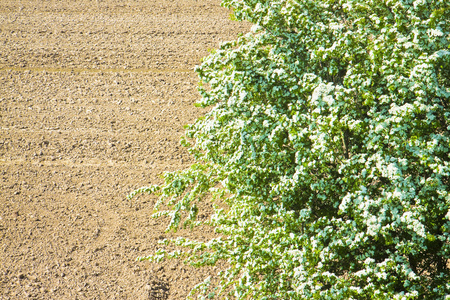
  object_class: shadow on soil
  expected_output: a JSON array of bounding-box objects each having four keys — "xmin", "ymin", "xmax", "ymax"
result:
[{"xmin": 148, "ymin": 276, "xmax": 170, "ymax": 300}]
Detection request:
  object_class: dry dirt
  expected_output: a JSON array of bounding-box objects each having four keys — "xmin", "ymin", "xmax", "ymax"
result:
[{"xmin": 0, "ymin": 1, "xmax": 249, "ymax": 299}]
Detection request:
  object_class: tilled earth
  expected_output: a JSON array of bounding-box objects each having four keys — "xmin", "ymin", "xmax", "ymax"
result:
[{"xmin": 0, "ymin": 1, "xmax": 249, "ymax": 299}]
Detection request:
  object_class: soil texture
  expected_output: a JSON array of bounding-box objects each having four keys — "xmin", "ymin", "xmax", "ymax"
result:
[{"xmin": 0, "ymin": 1, "xmax": 249, "ymax": 299}]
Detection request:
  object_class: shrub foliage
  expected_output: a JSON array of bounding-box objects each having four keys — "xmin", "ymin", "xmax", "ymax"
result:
[{"xmin": 130, "ymin": 0, "xmax": 450, "ymax": 298}]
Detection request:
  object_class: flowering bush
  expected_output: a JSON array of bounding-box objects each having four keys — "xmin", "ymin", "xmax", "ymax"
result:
[{"xmin": 129, "ymin": 0, "xmax": 450, "ymax": 298}]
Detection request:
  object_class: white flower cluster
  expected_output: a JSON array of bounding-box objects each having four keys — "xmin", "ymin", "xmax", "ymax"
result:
[{"xmin": 130, "ymin": 0, "xmax": 450, "ymax": 298}]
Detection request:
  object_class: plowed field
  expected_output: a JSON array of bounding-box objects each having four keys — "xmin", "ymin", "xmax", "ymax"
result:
[{"xmin": 0, "ymin": 1, "xmax": 249, "ymax": 299}]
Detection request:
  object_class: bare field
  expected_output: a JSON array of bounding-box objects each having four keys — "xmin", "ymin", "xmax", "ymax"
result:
[{"xmin": 0, "ymin": 1, "xmax": 249, "ymax": 299}]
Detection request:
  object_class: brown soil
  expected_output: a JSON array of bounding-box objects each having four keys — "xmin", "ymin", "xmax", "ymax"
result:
[{"xmin": 0, "ymin": 1, "xmax": 249, "ymax": 299}]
